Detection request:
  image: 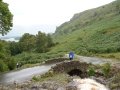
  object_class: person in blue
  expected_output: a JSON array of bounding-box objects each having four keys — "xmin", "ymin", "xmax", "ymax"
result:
[{"xmin": 69, "ymin": 51, "xmax": 74, "ymax": 60}]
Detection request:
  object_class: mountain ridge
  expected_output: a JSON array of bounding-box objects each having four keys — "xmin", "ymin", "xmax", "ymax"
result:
[
  {"xmin": 51, "ymin": 0, "xmax": 120, "ymax": 56},
  {"xmin": 54, "ymin": 0, "xmax": 120, "ymax": 36}
]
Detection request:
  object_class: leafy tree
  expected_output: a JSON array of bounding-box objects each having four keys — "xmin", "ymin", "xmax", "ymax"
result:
[
  {"xmin": 9, "ymin": 41, "xmax": 21, "ymax": 55},
  {"xmin": 36, "ymin": 31, "xmax": 48, "ymax": 53},
  {"xmin": 0, "ymin": 41, "xmax": 4, "ymax": 58},
  {"xmin": 0, "ymin": 60, "xmax": 8, "ymax": 72},
  {"xmin": 19, "ymin": 33, "xmax": 36, "ymax": 52},
  {"xmin": 0, "ymin": 40, "xmax": 10, "ymax": 59},
  {"xmin": 47, "ymin": 34, "xmax": 54, "ymax": 48},
  {"xmin": 7, "ymin": 58, "xmax": 16, "ymax": 70},
  {"xmin": 0, "ymin": 0, "xmax": 13, "ymax": 36}
]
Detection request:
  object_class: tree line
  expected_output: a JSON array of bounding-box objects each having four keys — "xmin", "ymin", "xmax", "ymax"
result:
[
  {"xmin": 0, "ymin": 31, "xmax": 54, "ymax": 72},
  {"xmin": 0, "ymin": 0, "xmax": 55, "ymax": 72},
  {"xmin": 10, "ymin": 31, "xmax": 54, "ymax": 55}
]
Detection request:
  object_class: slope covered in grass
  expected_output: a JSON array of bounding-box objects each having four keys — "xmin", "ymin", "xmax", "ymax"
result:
[{"xmin": 51, "ymin": 0, "xmax": 120, "ymax": 56}]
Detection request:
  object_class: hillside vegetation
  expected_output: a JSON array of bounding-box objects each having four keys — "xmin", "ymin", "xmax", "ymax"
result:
[
  {"xmin": 1, "ymin": 0, "xmax": 120, "ymax": 72},
  {"xmin": 52, "ymin": 0, "xmax": 120, "ymax": 57}
]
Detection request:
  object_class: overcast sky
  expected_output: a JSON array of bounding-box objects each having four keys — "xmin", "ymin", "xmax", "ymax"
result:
[{"xmin": 3, "ymin": 0, "xmax": 115, "ymax": 37}]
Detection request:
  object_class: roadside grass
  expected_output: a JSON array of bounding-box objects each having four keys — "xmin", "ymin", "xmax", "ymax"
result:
[
  {"xmin": 32, "ymin": 73, "xmax": 70, "ymax": 85},
  {"xmin": 20, "ymin": 63, "xmax": 41, "ymax": 69},
  {"xmin": 13, "ymin": 52, "xmax": 64, "ymax": 66},
  {"xmin": 96, "ymin": 52, "xmax": 120, "ymax": 60}
]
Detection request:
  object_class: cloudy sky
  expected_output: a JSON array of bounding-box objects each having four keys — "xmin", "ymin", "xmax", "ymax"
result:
[{"xmin": 3, "ymin": 0, "xmax": 114, "ymax": 37}]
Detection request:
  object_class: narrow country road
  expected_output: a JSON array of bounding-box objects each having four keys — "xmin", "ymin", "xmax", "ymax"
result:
[
  {"xmin": 0, "ymin": 55, "xmax": 120, "ymax": 85},
  {"xmin": 0, "ymin": 64, "xmax": 55, "ymax": 84},
  {"xmin": 65, "ymin": 54, "xmax": 120, "ymax": 65},
  {"xmin": 77, "ymin": 55, "xmax": 118, "ymax": 65}
]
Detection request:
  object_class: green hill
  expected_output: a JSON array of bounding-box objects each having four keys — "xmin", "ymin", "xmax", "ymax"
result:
[{"xmin": 51, "ymin": 0, "xmax": 120, "ymax": 57}]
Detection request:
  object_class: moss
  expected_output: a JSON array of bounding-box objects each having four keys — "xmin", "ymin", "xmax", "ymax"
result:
[{"xmin": 101, "ymin": 63, "xmax": 111, "ymax": 78}]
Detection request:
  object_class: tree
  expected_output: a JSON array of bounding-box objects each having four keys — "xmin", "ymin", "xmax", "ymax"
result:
[
  {"xmin": 0, "ymin": 41, "xmax": 6, "ymax": 58},
  {"xmin": 7, "ymin": 58, "xmax": 16, "ymax": 70},
  {"xmin": 47, "ymin": 34, "xmax": 54, "ymax": 48},
  {"xmin": 0, "ymin": 0, "xmax": 13, "ymax": 36},
  {"xmin": 9, "ymin": 41, "xmax": 21, "ymax": 55},
  {"xmin": 35, "ymin": 32, "xmax": 54, "ymax": 53},
  {"xmin": 0, "ymin": 60, "xmax": 8, "ymax": 72},
  {"xmin": 36, "ymin": 31, "xmax": 48, "ymax": 53},
  {"xmin": 19, "ymin": 33, "xmax": 36, "ymax": 52},
  {"xmin": 0, "ymin": 40, "xmax": 10, "ymax": 59}
]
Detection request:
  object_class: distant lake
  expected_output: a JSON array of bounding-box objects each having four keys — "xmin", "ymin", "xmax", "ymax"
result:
[{"xmin": 1, "ymin": 38, "xmax": 19, "ymax": 42}]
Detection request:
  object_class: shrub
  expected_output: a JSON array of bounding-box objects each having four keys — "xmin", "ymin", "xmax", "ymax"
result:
[
  {"xmin": 0, "ymin": 60, "xmax": 8, "ymax": 72},
  {"xmin": 41, "ymin": 71, "xmax": 54, "ymax": 78},
  {"xmin": 32, "ymin": 76, "xmax": 40, "ymax": 81},
  {"xmin": 102, "ymin": 63, "xmax": 111, "ymax": 78},
  {"xmin": 0, "ymin": 52, "xmax": 5, "ymax": 59},
  {"xmin": 88, "ymin": 66, "xmax": 95, "ymax": 76},
  {"xmin": 108, "ymin": 72, "xmax": 120, "ymax": 89},
  {"xmin": 7, "ymin": 58, "xmax": 16, "ymax": 70}
]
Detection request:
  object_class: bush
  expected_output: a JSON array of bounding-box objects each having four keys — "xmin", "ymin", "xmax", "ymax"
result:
[
  {"xmin": 0, "ymin": 60, "xmax": 8, "ymax": 72},
  {"xmin": 0, "ymin": 52, "xmax": 5, "ymax": 59},
  {"xmin": 108, "ymin": 72, "xmax": 120, "ymax": 89},
  {"xmin": 102, "ymin": 63, "xmax": 111, "ymax": 78},
  {"xmin": 7, "ymin": 59, "xmax": 16, "ymax": 70},
  {"xmin": 32, "ymin": 76, "xmax": 40, "ymax": 81},
  {"xmin": 88, "ymin": 66, "xmax": 95, "ymax": 76},
  {"xmin": 41, "ymin": 71, "xmax": 54, "ymax": 78}
]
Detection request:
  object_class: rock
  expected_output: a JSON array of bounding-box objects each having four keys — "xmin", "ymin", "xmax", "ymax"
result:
[
  {"xmin": 66, "ymin": 80, "xmax": 78, "ymax": 90},
  {"xmin": 66, "ymin": 85, "xmax": 77, "ymax": 90},
  {"xmin": 90, "ymin": 76, "xmax": 106, "ymax": 85},
  {"xmin": 42, "ymin": 81, "xmax": 60, "ymax": 90},
  {"xmin": 38, "ymin": 89, "xmax": 48, "ymax": 90},
  {"xmin": 31, "ymin": 85, "xmax": 39, "ymax": 90},
  {"xmin": 57, "ymin": 87, "xmax": 66, "ymax": 90}
]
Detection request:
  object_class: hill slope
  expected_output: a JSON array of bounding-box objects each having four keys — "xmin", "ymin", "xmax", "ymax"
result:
[{"xmin": 51, "ymin": 0, "xmax": 120, "ymax": 56}]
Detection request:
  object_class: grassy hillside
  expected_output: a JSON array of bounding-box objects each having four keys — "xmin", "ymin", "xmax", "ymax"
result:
[
  {"xmin": 54, "ymin": 0, "xmax": 120, "ymax": 37},
  {"xmin": 51, "ymin": 0, "xmax": 120, "ymax": 58}
]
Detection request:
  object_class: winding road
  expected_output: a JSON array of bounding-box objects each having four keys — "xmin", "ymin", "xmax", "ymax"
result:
[
  {"xmin": 0, "ymin": 64, "xmax": 55, "ymax": 84},
  {"xmin": 77, "ymin": 55, "xmax": 118, "ymax": 65},
  {"xmin": 0, "ymin": 55, "xmax": 119, "ymax": 84}
]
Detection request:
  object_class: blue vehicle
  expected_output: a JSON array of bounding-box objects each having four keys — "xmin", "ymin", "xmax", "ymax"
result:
[{"xmin": 69, "ymin": 52, "xmax": 74, "ymax": 60}]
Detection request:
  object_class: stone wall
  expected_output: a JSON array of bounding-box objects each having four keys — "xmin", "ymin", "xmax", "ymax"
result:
[
  {"xmin": 45, "ymin": 58, "xmax": 69, "ymax": 64},
  {"xmin": 50, "ymin": 61, "xmax": 91, "ymax": 78},
  {"xmin": 51, "ymin": 61, "xmax": 90, "ymax": 73}
]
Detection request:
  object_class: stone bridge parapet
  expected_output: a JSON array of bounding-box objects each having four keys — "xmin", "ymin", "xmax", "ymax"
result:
[{"xmin": 50, "ymin": 61, "xmax": 92, "ymax": 78}]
